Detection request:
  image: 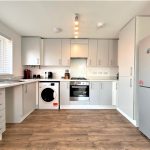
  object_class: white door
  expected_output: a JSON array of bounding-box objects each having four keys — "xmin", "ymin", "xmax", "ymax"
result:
[
  {"xmin": 22, "ymin": 37, "xmax": 41, "ymax": 65},
  {"xmin": 118, "ymin": 18, "xmax": 135, "ymax": 76},
  {"xmin": 108, "ymin": 40, "xmax": 118, "ymax": 67},
  {"xmin": 97, "ymin": 40, "xmax": 109, "ymax": 66},
  {"xmin": 99, "ymin": 82, "xmax": 112, "ymax": 105},
  {"xmin": 60, "ymin": 82, "xmax": 70, "ymax": 105},
  {"xmin": 88, "ymin": 39, "xmax": 97, "ymax": 67},
  {"xmin": 61, "ymin": 39, "xmax": 70, "ymax": 66},
  {"xmin": 23, "ymin": 83, "xmax": 36, "ymax": 116},
  {"xmin": 118, "ymin": 76, "xmax": 134, "ymax": 119},
  {"xmin": 90, "ymin": 82, "xmax": 100, "ymax": 105},
  {"xmin": 43, "ymin": 39, "xmax": 61, "ymax": 66}
]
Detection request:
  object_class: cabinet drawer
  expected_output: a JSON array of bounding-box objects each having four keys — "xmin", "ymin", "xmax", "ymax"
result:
[
  {"xmin": 0, "ymin": 122, "xmax": 6, "ymax": 133},
  {"xmin": 0, "ymin": 110, "xmax": 5, "ymax": 123}
]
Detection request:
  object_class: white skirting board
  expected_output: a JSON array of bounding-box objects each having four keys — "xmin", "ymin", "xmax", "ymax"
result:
[
  {"xmin": 117, "ymin": 108, "xmax": 137, "ymax": 127},
  {"xmin": 60, "ymin": 105, "xmax": 116, "ymax": 109}
]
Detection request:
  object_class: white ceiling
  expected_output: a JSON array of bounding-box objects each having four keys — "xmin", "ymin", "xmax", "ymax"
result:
[{"xmin": 0, "ymin": 1, "xmax": 150, "ymax": 38}]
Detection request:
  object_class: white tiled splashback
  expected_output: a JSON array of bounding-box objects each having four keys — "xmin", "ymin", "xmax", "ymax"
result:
[{"xmin": 25, "ymin": 58, "xmax": 118, "ymax": 79}]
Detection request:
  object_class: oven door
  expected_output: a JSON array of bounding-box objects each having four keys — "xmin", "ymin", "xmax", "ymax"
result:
[{"xmin": 70, "ymin": 85, "xmax": 89, "ymax": 101}]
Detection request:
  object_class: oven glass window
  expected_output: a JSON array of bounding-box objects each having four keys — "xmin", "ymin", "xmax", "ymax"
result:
[{"xmin": 70, "ymin": 85, "xmax": 89, "ymax": 97}]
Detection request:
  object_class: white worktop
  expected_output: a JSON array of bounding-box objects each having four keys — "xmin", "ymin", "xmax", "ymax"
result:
[
  {"xmin": 0, "ymin": 79, "xmax": 37, "ymax": 88},
  {"xmin": 0, "ymin": 78, "xmax": 118, "ymax": 89}
]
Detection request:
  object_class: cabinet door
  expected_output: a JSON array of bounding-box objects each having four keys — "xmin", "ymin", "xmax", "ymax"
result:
[
  {"xmin": 62, "ymin": 39, "xmax": 70, "ymax": 66},
  {"xmin": 109, "ymin": 40, "xmax": 118, "ymax": 67},
  {"xmin": 88, "ymin": 39, "xmax": 97, "ymax": 67},
  {"xmin": 22, "ymin": 37, "xmax": 41, "ymax": 65},
  {"xmin": 90, "ymin": 82, "xmax": 100, "ymax": 105},
  {"xmin": 71, "ymin": 39, "xmax": 88, "ymax": 58},
  {"xmin": 97, "ymin": 40, "xmax": 109, "ymax": 66},
  {"xmin": 99, "ymin": 82, "xmax": 112, "ymax": 105},
  {"xmin": 23, "ymin": 83, "xmax": 36, "ymax": 116},
  {"xmin": 118, "ymin": 18, "xmax": 135, "ymax": 76},
  {"xmin": 43, "ymin": 39, "xmax": 61, "ymax": 66},
  {"xmin": 118, "ymin": 76, "xmax": 134, "ymax": 119},
  {"xmin": 60, "ymin": 82, "xmax": 70, "ymax": 105}
]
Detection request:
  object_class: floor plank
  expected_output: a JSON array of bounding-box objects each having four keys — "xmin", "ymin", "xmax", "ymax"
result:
[{"xmin": 0, "ymin": 109, "xmax": 150, "ymax": 150}]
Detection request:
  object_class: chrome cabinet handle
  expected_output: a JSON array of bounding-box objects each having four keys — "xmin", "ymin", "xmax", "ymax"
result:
[
  {"xmin": 37, "ymin": 58, "xmax": 40, "ymax": 65},
  {"xmin": 130, "ymin": 67, "xmax": 133, "ymax": 76},
  {"xmin": 116, "ymin": 83, "xmax": 118, "ymax": 90},
  {"xmin": 130, "ymin": 78, "xmax": 132, "ymax": 87},
  {"xmin": 67, "ymin": 83, "xmax": 69, "ymax": 89},
  {"xmin": 59, "ymin": 59, "xmax": 62, "ymax": 65},
  {"xmin": 67, "ymin": 59, "xmax": 70, "ymax": 65},
  {"xmin": 90, "ymin": 82, "xmax": 93, "ymax": 89},
  {"xmin": 98, "ymin": 60, "xmax": 101, "ymax": 66}
]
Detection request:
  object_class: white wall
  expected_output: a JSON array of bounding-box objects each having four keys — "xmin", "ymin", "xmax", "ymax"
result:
[{"xmin": 0, "ymin": 21, "xmax": 22, "ymax": 77}]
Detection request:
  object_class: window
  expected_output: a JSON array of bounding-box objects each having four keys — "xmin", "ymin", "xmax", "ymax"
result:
[{"xmin": 0, "ymin": 35, "xmax": 13, "ymax": 75}]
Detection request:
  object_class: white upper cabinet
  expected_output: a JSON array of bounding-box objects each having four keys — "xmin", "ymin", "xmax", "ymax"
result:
[
  {"xmin": 22, "ymin": 37, "xmax": 41, "ymax": 65},
  {"xmin": 118, "ymin": 18, "xmax": 135, "ymax": 76},
  {"xmin": 108, "ymin": 40, "xmax": 118, "ymax": 67},
  {"xmin": 71, "ymin": 39, "xmax": 88, "ymax": 58},
  {"xmin": 97, "ymin": 40, "xmax": 109, "ymax": 67},
  {"xmin": 43, "ymin": 39, "xmax": 62, "ymax": 66},
  {"xmin": 61, "ymin": 39, "xmax": 70, "ymax": 66},
  {"xmin": 88, "ymin": 39, "xmax": 97, "ymax": 67}
]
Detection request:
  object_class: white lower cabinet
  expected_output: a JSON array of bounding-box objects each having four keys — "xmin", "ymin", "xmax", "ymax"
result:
[
  {"xmin": 23, "ymin": 83, "xmax": 36, "ymax": 116},
  {"xmin": 60, "ymin": 81, "xmax": 70, "ymax": 105},
  {"xmin": 0, "ymin": 89, "xmax": 6, "ymax": 140},
  {"xmin": 118, "ymin": 76, "xmax": 134, "ymax": 119},
  {"xmin": 6, "ymin": 82, "xmax": 36, "ymax": 123},
  {"xmin": 90, "ymin": 82, "xmax": 112, "ymax": 105}
]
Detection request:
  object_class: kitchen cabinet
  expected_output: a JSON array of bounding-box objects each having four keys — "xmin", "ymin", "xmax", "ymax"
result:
[
  {"xmin": 118, "ymin": 77, "xmax": 134, "ymax": 119},
  {"xmin": 71, "ymin": 39, "xmax": 88, "ymax": 58},
  {"xmin": 97, "ymin": 40, "xmax": 109, "ymax": 67},
  {"xmin": 22, "ymin": 37, "xmax": 41, "ymax": 65},
  {"xmin": 23, "ymin": 82, "xmax": 36, "ymax": 116},
  {"xmin": 90, "ymin": 82, "xmax": 112, "ymax": 105},
  {"xmin": 88, "ymin": 39, "xmax": 97, "ymax": 67},
  {"xmin": 6, "ymin": 82, "xmax": 36, "ymax": 123},
  {"xmin": 60, "ymin": 81, "xmax": 70, "ymax": 105},
  {"xmin": 43, "ymin": 39, "xmax": 62, "ymax": 66},
  {"xmin": 118, "ymin": 19, "xmax": 135, "ymax": 76},
  {"xmin": 90, "ymin": 82, "xmax": 100, "ymax": 104},
  {"xmin": 0, "ymin": 89, "xmax": 5, "ymax": 140},
  {"xmin": 61, "ymin": 39, "xmax": 70, "ymax": 66},
  {"xmin": 108, "ymin": 40, "xmax": 118, "ymax": 67}
]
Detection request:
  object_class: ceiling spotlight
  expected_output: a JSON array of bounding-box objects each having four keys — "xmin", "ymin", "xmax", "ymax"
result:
[
  {"xmin": 97, "ymin": 22, "xmax": 104, "ymax": 28},
  {"xmin": 74, "ymin": 26, "xmax": 79, "ymax": 30},
  {"xmin": 53, "ymin": 27, "xmax": 62, "ymax": 33},
  {"xmin": 74, "ymin": 13, "xmax": 79, "ymax": 25},
  {"xmin": 74, "ymin": 35, "xmax": 78, "ymax": 38},
  {"xmin": 74, "ymin": 31, "xmax": 79, "ymax": 35},
  {"xmin": 74, "ymin": 13, "xmax": 79, "ymax": 38}
]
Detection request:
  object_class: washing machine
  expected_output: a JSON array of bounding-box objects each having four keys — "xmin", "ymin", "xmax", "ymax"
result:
[{"xmin": 39, "ymin": 81, "xmax": 59, "ymax": 109}]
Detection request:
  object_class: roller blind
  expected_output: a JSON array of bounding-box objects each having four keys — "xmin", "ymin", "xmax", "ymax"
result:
[{"xmin": 0, "ymin": 35, "xmax": 12, "ymax": 74}]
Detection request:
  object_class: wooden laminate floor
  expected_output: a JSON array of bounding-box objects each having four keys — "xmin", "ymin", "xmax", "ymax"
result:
[{"xmin": 0, "ymin": 109, "xmax": 150, "ymax": 150}]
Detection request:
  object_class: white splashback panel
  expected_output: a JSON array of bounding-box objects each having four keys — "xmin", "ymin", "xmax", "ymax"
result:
[
  {"xmin": 70, "ymin": 59, "xmax": 87, "ymax": 78},
  {"xmin": 24, "ymin": 58, "xmax": 118, "ymax": 79}
]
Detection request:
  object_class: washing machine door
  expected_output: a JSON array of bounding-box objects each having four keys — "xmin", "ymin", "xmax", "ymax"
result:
[{"xmin": 41, "ymin": 88, "xmax": 55, "ymax": 102}]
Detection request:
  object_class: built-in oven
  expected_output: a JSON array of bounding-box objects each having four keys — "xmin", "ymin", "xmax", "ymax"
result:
[{"xmin": 70, "ymin": 81, "xmax": 89, "ymax": 101}]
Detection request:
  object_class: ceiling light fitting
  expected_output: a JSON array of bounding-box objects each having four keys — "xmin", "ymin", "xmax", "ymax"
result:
[{"xmin": 74, "ymin": 13, "xmax": 79, "ymax": 38}]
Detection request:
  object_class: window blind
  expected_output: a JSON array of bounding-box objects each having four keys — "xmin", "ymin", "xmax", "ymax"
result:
[{"xmin": 0, "ymin": 35, "xmax": 12, "ymax": 74}]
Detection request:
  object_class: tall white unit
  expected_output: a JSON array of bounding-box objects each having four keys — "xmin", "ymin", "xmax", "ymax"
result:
[{"xmin": 118, "ymin": 18, "xmax": 135, "ymax": 121}]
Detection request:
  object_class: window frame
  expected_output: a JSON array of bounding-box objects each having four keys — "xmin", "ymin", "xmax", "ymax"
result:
[{"xmin": 0, "ymin": 35, "xmax": 13, "ymax": 76}]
